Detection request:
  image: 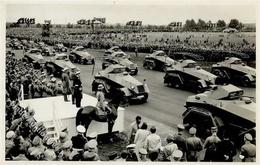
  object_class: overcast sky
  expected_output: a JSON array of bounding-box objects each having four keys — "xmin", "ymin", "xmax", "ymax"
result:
[{"xmin": 6, "ymin": 4, "xmax": 256, "ymax": 25}]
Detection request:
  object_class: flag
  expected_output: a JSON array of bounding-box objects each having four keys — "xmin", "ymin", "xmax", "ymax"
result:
[
  {"xmin": 17, "ymin": 18, "xmax": 25, "ymax": 24},
  {"xmin": 77, "ymin": 19, "xmax": 86, "ymax": 25},
  {"xmin": 29, "ymin": 18, "xmax": 35, "ymax": 24}
]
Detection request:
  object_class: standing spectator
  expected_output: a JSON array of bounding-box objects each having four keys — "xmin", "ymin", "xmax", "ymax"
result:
[
  {"xmin": 135, "ymin": 46, "xmax": 138, "ymax": 57},
  {"xmin": 216, "ymin": 133, "xmax": 236, "ymax": 162},
  {"xmin": 134, "ymin": 122, "xmax": 150, "ymax": 155},
  {"xmin": 144, "ymin": 126, "xmax": 161, "ymax": 160},
  {"xmin": 126, "ymin": 144, "xmax": 138, "ymax": 161},
  {"xmin": 70, "ymin": 69, "xmax": 77, "ymax": 104},
  {"xmin": 161, "ymin": 134, "xmax": 178, "ymax": 161},
  {"xmin": 61, "ymin": 68, "xmax": 71, "ymax": 102},
  {"xmin": 71, "ymin": 125, "xmax": 88, "ymax": 151},
  {"xmin": 203, "ymin": 127, "xmax": 221, "ymax": 161},
  {"xmin": 73, "ymin": 71, "xmax": 82, "ymax": 108},
  {"xmin": 128, "ymin": 116, "xmax": 143, "ymax": 144},
  {"xmin": 240, "ymin": 133, "xmax": 256, "ymax": 162},
  {"xmin": 96, "ymin": 84, "xmax": 106, "ymax": 113},
  {"xmin": 173, "ymin": 124, "xmax": 187, "ymax": 161},
  {"xmin": 186, "ymin": 127, "xmax": 203, "ymax": 161}
]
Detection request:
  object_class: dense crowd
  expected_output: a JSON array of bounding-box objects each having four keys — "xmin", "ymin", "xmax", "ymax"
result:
[{"xmin": 6, "ymin": 28, "xmax": 256, "ymax": 61}]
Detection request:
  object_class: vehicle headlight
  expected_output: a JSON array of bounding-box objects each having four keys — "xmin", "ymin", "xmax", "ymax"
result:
[{"xmin": 130, "ymin": 86, "xmax": 135, "ymax": 90}]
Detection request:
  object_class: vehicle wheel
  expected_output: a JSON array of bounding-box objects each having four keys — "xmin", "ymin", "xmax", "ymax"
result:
[
  {"xmin": 173, "ymin": 80, "xmax": 181, "ymax": 88},
  {"xmin": 147, "ymin": 62, "xmax": 155, "ymax": 70},
  {"xmin": 241, "ymin": 77, "xmax": 251, "ymax": 87}
]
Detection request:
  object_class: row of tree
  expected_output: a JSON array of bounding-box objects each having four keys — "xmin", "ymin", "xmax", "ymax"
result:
[{"xmin": 183, "ymin": 19, "xmax": 243, "ymax": 31}]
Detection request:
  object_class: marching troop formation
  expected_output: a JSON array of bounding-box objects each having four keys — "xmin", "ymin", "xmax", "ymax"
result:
[{"xmin": 5, "ymin": 26, "xmax": 256, "ymax": 162}]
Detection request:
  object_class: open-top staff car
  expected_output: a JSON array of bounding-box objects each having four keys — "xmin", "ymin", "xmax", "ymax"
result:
[
  {"xmin": 164, "ymin": 59, "xmax": 220, "ymax": 93},
  {"xmin": 69, "ymin": 46, "xmax": 95, "ymax": 64},
  {"xmin": 54, "ymin": 43, "xmax": 68, "ymax": 53},
  {"xmin": 23, "ymin": 48, "xmax": 46, "ymax": 69},
  {"xmin": 211, "ymin": 57, "xmax": 256, "ymax": 87},
  {"xmin": 169, "ymin": 52, "xmax": 204, "ymax": 61},
  {"xmin": 102, "ymin": 51, "xmax": 138, "ymax": 75},
  {"xmin": 143, "ymin": 50, "xmax": 176, "ymax": 71},
  {"xmin": 183, "ymin": 84, "xmax": 255, "ymax": 144},
  {"xmin": 45, "ymin": 53, "xmax": 79, "ymax": 77},
  {"xmin": 92, "ymin": 64, "xmax": 149, "ymax": 104}
]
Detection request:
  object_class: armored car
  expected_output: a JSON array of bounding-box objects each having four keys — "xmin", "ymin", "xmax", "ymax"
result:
[
  {"xmin": 23, "ymin": 48, "xmax": 46, "ymax": 69},
  {"xmin": 164, "ymin": 59, "xmax": 220, "ymax": 93},
  {"xmin": 211, "ymin": 57, "xmax": 256, "ymax": 87},
  {"xmin": 69, "ymin": 46, "xmax": 95, "ymax": 64},
  {"xmin": 102, "ymin": 51, "xmax": 138, "ymax": 75},
  {"xmin": 92, "ymin": 64, "xmax": 149, "ymax": 103},
  {"xmin": 143, "ymin": 50, "xmax": 176, "ymax": 71},
  {"xmin": 183, "ymin": 84, "xmax": 255, "ymax": 142},
  {"xmin": 45, "ymin": 53, "xmax": 79, "ymax": 77}
]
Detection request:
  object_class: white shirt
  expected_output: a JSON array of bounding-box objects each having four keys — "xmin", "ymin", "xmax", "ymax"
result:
[
  {"xmin": 144, "ymin": 133, "xmax": 162, "ymax": 152},
  {"xmin": 134, "ymin": 129, "xmax": 150, "ymax": 149},
  {"xmin": 128, "ymin": 121, "xmax": 143, "ymax": 140}
]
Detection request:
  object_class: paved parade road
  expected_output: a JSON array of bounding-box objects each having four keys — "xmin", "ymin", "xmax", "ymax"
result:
[{"xmin": 13, "ymin": 49, "xmax": 256, "ymax": 139}]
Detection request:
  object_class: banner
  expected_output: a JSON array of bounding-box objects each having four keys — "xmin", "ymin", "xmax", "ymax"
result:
[
  {"xmin": 93, "ymin": 17, "xmax": 106, "ymax": 24},
  {"xmin": 77, "ymin": 19, "xmax": 86, "ymax": 25},
  {"xmin": 126, "ymin": 20, "xmax": 142, "ymax": 26},
  {"xmin": 169, "ymin": 22, "xmax": 182, "ymax": 27},
  {"xmin": 17, "ymin": 18, "xmax": 35, "ymax": 24}
]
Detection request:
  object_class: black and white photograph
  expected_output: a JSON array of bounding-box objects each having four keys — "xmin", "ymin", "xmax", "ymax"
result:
[{"xmin": 2, "ymin": 0, "xmax": 258, "ymax": 163}]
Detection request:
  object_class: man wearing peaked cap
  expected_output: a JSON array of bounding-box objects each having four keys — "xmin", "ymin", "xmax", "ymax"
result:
[
  {"xmin": 88, "ymin": 131, "xmax": 97, "ymax": 140},
  {"xmin": 62, "ymin": 140, "xmax": 73, "ymax": 161},
  {"xmin": 72, "ymin": 69, "xmax": 82, "ymax": 107},
  {"xmin": 162, "ymin": 134, "xmax": 178, "ymax": 161},
  {"xmin": 71, "ymin": 125, "xmax": 88, "ymax": 150},
  {"xmin": 6, "ymin": 131, "xmax": 16, "ymax": 139},
  {"xmin": 240, "ymin": 133, "xmax": 256, "ymax": 162},
  {"xmin": 86, "ymin": 140, "xmax": 98, "ymax": 153},
  {"xmin": 186, "ymin": 127, "xmax": 203, "ymax": 161},
  {"xmin": 173, "ymin": 124, "xmax": 187, "ymax": 161},
  {"xmin": 172, "ymin": 150, "xmax": 183, "ymax": 161},
  {"xmin": 83, "ymin": 151, "xmax": 100, "ymax": 161},
  {"xmin": 61, "ymin": 67, "xmax": 70, "ymax": 102},
  {"xmin": 126, "ymin": 144, "xmax": 138, "ymax": 161}
]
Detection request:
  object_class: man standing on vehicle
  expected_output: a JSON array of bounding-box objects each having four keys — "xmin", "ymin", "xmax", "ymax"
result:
[
  {"xmin": 61, "ymin": 68, "xmax": 70, "ymax": 102},
  {"xmin": 73, "ymin": 71, "xmax": 82, "ymax": 108}
]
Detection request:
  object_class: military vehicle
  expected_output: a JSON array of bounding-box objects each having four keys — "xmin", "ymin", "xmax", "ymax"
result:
[
  {"xmin": 69, "ymin": 46, "xmax": 95, "ymax": 64},
  {"xmin": 23, "ymin": 48, "xmax": 46, "ymax": 69},
  {"xmin": 54, "ymin": 43, "xmax": 67, "ymax": 53},
  {"xmin": 41, "ymin": 46, "xmax": 55, "ymax": 56},
  {"xmin": 102, "ymin": 51, "xmax": 138, "ymax": 75},
  {"xmin": 45, "ymin": 53, "xmax": 79, "ymax": 77},
  {"xmin": 164, "ymin": 59, "xmax": 220, "ymax": 93},
  {"xmin": 143, "ymin": 50, "xmax": 176, "ymax": 71},
  {"xmin": 183, "ymin": 84, "xmax": 255, "ymax": 143},
  {"xmin": 169, "ymin": 52, "xmax": 204, "ymax": 61},
  {"xmin": 104, "ymin": 46, "xmax": 130, "ymax": 59},
  {"xmin": 211, "ymin": 57, "xmax": 256, "ymax": 87},
  {"xmin": 92, "ymin": 64, "xmax": 149, "ymax": 103}
]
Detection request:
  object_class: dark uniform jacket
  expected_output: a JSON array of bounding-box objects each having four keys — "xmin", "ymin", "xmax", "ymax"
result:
[{"xmin": 71, "ymin": 134, "xmax": 87, "ymax": 149}]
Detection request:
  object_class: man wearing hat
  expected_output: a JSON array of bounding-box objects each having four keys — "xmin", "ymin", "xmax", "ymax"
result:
[
  {"xmin": 116, "ymin": 150, "xmax": 128, "ymax": 161},
  {"xmin": 82, "ymin": 151, "xmax": 100, "ymax": 161},
  {"xmin": 62, "ymin": 140, "xmax": 73, "ymax": 160},
  {"xmin": 162, "ymin": 134, "xmax": 178, "ymax": 161},
  {"xmin": 240, "ymin": 133, "xmax": 256, "ymax": 162},
  {"xmin": 61, "ymin": 67, "xmax": 71, "ymax": 102},
  {"xmin": 72, "ymin": 71, "xmax": 82, "ymax": 107},
  {"xmin": 44, "ymin": 138, "xmax": 57, "ymax": 161},
  {"xmin": 5, "ymin": 131, "xmax": 16, "ymax": 159},
  {"xmin": 96, "ymin": 84, "xmax": 106, "ymax": 113},
  {"xmin": 126, "ymin": 144, "xmax": 138, "ymax": 161},
  {"xmin": 186, "ymin": 127, "xmax": 203, "ymax": 161},
  {"xmin": 216, "ymin": 132, "xmax": 236, "ymax": 162},
  {"xmin": 173, "ymin": 124, "xmax": 187, "ymax": 161},
  {"xmin": 71, "ymin": 125, "xmax": 88, "ymax": 150},
  {"xmin": 172, "ymin": 150, "xmax": 183, "ymax": 162},
  {"xmin": 203, "ymin": 126, "xmax": 221, "ymax": 161},
  {"xmin": 139, "ymin": 148, "xmax": 150, "ymax": 161},
  {"xmin": 85, "ymin": 140, "xmax": 98, "ymax": 154}
]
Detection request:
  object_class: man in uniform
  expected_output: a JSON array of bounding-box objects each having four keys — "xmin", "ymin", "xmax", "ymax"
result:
[
  {"xmin": 96, "ymin": 84, "xmax": 106, "ymax": 113},
  {"xmin": 70, "ymin": 69, "xmax": 77, "ymax": 104},
  {"xmin": 173, "ymin": 124, "xmax": 187, "ymax": 161},
  {"xmin": 172, "ymin": 150, "xmax": 183, "ymax": 162},
  {"xmin": 240, "ymin": 133, "xmax": 256, "ymax": 162},
  {"xmin": 186, "ymin": 127, "xmax": 203, "ymax": 161},
  {"xmin": 73, "ymin": 71, "xmax": 82, "ymax": 107},
  {"xmin": 126, "ymin": 144, "xmax": 138, "ymax": 161},
  {"xmin": 161, "ymin": 134, "xmax": 178, "ymax": 161},
  {"xmin": 71, "ymin": 125, "xmax": 88, "ymax": 151},
  {"xmin": 203, "ymin": 127, "xmax": 221, "ymax": 161},
  {"xmin": 61, "ymin": 68, "xmax": 70, "ymax": 102}
]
